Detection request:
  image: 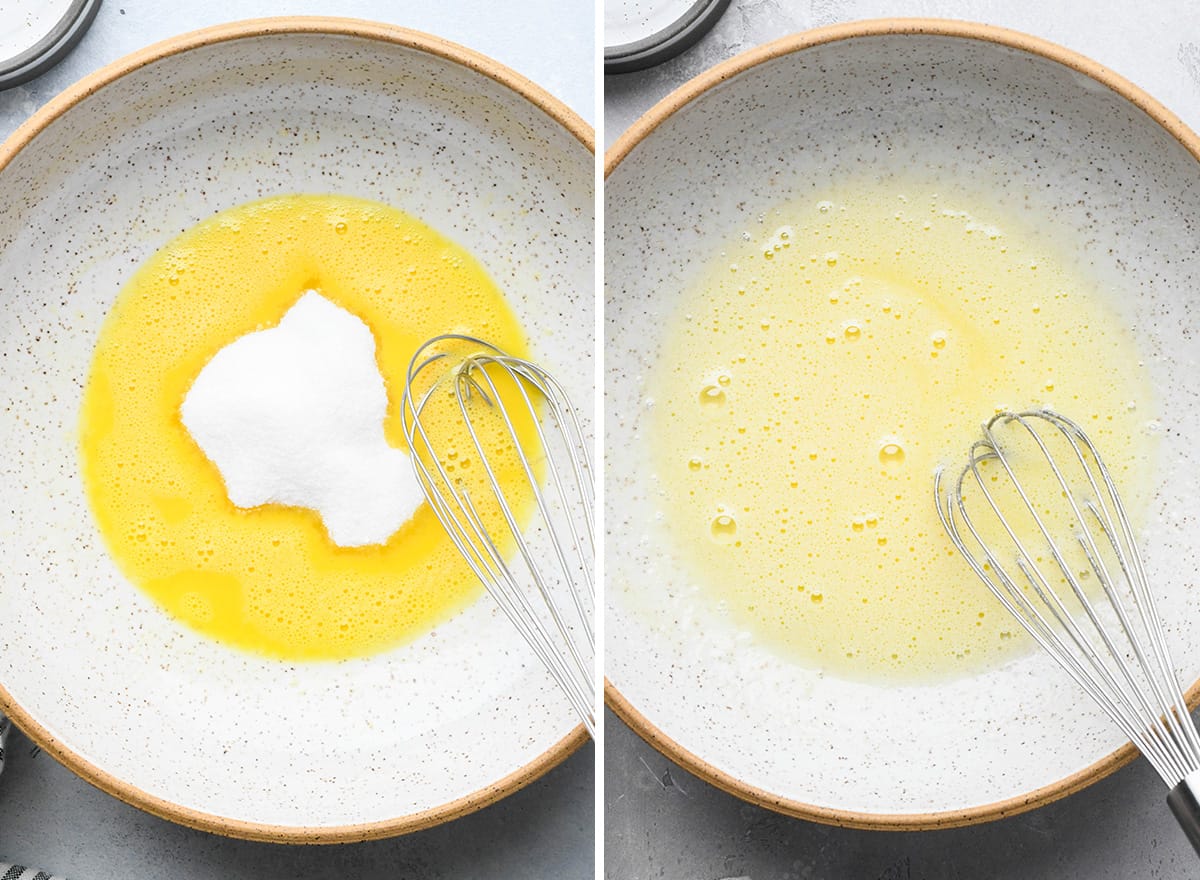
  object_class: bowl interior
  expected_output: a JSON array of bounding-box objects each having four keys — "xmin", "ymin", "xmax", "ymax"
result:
[
  {"xmin": 605, "ymin": 28, "xmax": 1200, "ymax": 824},
  {"xmin": 0, "ymin": 24, "xmax": 593, "ymax": 836}
]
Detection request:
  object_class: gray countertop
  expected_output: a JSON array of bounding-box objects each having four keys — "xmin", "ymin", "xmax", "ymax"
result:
[
  {"xmin": 603, "ymin": 2, "xmax": 1200, "ymax": 879},
  {"xmin": 0, "ymin": 2, "xmax": 594, "ymax": 878},
  {"xmin": 606, "ymin": 707, "xmax": 1194, "ymax": 879}
]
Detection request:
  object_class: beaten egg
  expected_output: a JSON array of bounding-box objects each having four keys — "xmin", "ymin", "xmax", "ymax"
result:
[
  {"xmin": 650, "ymin": 180, "xmax": 1159, "ymax": 682},
  {"xmin": 80, "ymin": 194, "xmax": 535, "ymax": 661}
]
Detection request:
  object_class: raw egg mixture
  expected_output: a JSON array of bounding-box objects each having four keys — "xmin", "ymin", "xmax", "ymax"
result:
[
  {"xmin": 650, "ymin": 181, "xmax": 1158, "ymax": 681},
  {"xmin": 80, "ymin": 194, "xmax": 534, "ymax": 661}
]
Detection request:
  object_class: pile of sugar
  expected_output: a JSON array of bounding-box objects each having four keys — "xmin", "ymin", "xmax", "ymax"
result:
[{"xmin": 180, "ymin": 290, "xmax": 422, "ymax": 547}]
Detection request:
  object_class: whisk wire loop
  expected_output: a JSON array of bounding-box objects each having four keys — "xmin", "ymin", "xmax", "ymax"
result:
[
  {"xmin": 401, "ymin": 334, "xmax": 595, "ymax": 736},
  {"xmin": 1052, "ymin": 417, "xmax": 1200, "ymax": 776},
  {"xmin": 455, "ymin": 352, "xmax": 594, "ymax": 695},
  {"xmin": 936, "ymin": 410, "xmax": 1200, "ymax": 789},
  {"xmin": 940, "ymin": 465, "xmax": 1182, "ymax": 778}
]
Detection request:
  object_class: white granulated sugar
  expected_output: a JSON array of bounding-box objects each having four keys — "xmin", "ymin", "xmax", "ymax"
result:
[{"xmin": 180, "ymin": 290, "xmax": 422, "ymax": 548}]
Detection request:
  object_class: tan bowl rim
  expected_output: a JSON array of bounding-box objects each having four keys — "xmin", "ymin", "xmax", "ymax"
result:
[
  {"xmin": 0, "ymin": 15, "xmax": 593, "ymax": 844},
  {"xmin": 603, "ymin": 16, "xmax": 1200, "ymax": 831}
]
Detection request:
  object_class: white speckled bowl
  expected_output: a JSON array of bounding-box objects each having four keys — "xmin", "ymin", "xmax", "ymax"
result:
[
  {"xmin": 0, "ymin": 18, "xmax": 593, "ymax": 841},
  {"xmin": 606, "ymin": 19, "xmax": 1200, "ymax": 828}
]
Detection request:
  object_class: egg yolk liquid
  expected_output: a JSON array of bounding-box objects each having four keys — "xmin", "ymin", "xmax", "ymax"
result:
[
  {"xmin": 80, "ymin": 194, "xmax": 534, "ymax": 661},
  {"xmin": 651, "ymin": 183, "xmax": 1158, "ymax": 681}
]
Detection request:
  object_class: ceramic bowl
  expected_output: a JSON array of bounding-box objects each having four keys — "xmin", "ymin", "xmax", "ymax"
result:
[
  {"xmin": 0, "ymin": 18, "xmax": 593, "ymax": 841},
  {"xmin": 605, "ymin": 19, "xmax": 1200, "ymax": 828}
]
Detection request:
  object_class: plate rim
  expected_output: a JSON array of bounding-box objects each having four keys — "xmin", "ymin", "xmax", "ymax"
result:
[
  {"xmin": 603, "ymin": 16, "xmax": 1200, "ymax": 830},
  {"xmin": 0, "ymin": 15, "xmax": 593, "ymax": 844}
]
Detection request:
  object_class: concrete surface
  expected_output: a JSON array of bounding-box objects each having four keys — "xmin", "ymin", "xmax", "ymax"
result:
[
  {"xmin": 2, "ymin": 723, "xmax": 594, "ymax": 878},
  {"xmin": 605, "ymin": 709, "xmax": 1195, "ymax": 878},
  {"xmin": 0, "ymin": 1, "xmax": 594, "ymax": 878},
  {"xmin": 604, "ymin": 2, "xmax": 1200, "ymax": 878}
]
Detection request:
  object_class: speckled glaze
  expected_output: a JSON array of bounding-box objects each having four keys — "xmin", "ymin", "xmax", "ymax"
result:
[
  {"xmin": 606, "ymin": 19, "xmax": 1200, "ymax": 829},
  {"xmin": 0, "ymin": 18, "xmax": 594, "ymax": 842}
]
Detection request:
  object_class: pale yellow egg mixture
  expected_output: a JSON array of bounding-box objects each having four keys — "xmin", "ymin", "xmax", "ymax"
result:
[
  {"xmin": 81, "ymin": 194, "xmax": 533, "ymax": 661},
  {"xmin": 651, "ymin": 180, "xmax": 1158, "ymax": 681}
]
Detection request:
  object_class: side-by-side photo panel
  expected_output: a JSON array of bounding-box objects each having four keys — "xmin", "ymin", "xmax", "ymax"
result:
[
  {"xmin": 0, "ymin": 4, "xmax": 595, "ymax": 878},
  {"xmin": 604, "ymin": 4, "xmax": 1200, "ymax": 878},
  {"xmin": 10, "ymin": 1, "xmax": 1200, "ymax": 877}
]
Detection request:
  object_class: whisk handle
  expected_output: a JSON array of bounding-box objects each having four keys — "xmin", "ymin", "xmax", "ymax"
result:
[{"xmin": 1168, "ymin": 777, "xmax": 1200, "ymax": 857}]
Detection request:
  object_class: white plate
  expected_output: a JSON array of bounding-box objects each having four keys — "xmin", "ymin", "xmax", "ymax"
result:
[
  {"xmin": 605, "ymin": 19, "xmax": 1200, "ymax": 828},
  {"xmin": 0, "ymin": 18, "xmax": 594, "ymax": 841}
]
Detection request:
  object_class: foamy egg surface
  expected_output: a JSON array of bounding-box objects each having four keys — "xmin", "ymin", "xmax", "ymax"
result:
[
  {"xmin": 80, "ymin": 194, "xmax": 533, "ymax": 661},
  {"xmin": 649, "ymin": 180, "xmax": 1159, "ymax": 682}
]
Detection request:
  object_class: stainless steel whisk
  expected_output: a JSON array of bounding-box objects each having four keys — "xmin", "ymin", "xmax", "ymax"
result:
[
  {"xmin": 936, "ymin": 409, "xmax": 1200, "ymax": 854},
  {"xmin": 400, "ymin": 334, "xmax": 595, "ymax": 736}
]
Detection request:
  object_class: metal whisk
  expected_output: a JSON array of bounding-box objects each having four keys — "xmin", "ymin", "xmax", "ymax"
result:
[
  {"xmin": 400, "ymin": 334, "xmax": 595, "ymax": 736},
  {"xmin": 935, "ymin": 409, "xmax": 1200, "ymax": 854}
]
